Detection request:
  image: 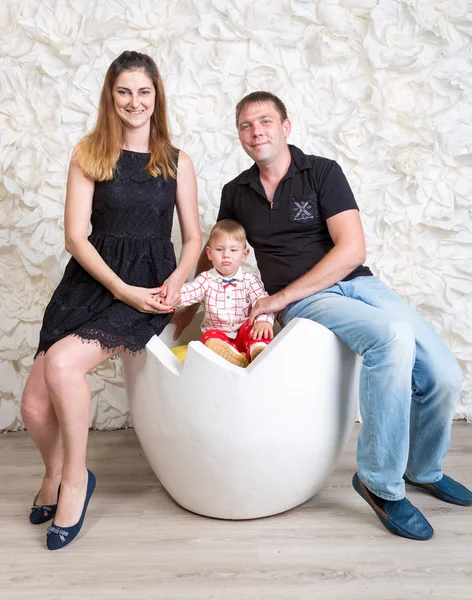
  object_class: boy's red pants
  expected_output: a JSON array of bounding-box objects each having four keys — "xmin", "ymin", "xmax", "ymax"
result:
[{"xmin": 200, "ymin": 319, "xmax": 270, "ymax": 362}]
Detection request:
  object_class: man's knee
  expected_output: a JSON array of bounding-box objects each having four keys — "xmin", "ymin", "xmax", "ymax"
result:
[
  {"xmin": 371, "ymin": 319, "xmax": 415, "ymax": 357},
  {"xmin": 435, "ymin": 358, "xmax": 463, "ymax": 397}
]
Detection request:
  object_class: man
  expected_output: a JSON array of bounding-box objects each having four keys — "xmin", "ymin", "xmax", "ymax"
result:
[{"xmin": 173, "ymin": 91, "xmax": 471, "ymax": 540}]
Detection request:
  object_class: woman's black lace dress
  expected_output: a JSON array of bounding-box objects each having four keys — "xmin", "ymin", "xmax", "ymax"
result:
[{"xmin": 35, "ymin": 150, "xmax": 178, "ymax": 357}]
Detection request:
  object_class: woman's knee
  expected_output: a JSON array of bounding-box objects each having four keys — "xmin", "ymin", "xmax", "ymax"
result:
[
  {"xmin": 21, "ymin": 392, "xmax": 37, "ymax": 424},
  {"xmin": 21, "ymin": 360, "xmax": 50, "ymax": 424},
  {"xmin": 43, "ymin": 348, "xmax": 82, "ymax": 394},
  {"xmin": 21, "ymin": 388, "xmax": 53, "ymax": 426}
]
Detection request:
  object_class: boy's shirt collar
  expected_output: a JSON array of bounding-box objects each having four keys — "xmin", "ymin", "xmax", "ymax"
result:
[{"xmin": 209, "ymin": 267, "xmax": 244, "ymax": 283}]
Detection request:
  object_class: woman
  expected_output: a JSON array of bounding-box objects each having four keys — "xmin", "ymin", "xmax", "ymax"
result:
[{"xmin": 21, "ymin": 51, "xmax": 201, "ymax": 550}]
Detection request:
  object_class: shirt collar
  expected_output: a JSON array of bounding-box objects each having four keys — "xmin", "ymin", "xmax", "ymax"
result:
[
  {"xmin": 209, "ymin": 267, "xmax": 244, "ymax": 283},
  {"xmin": 237, "ymin": 145, "xmax": 312, "ymax": 186}
]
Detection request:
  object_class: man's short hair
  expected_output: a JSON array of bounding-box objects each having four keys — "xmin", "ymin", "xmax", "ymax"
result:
[
  {"xmin": 208, "ymin": 220, "xmax": 246, "ymax": 245},
  {"xmin": 235, "ymin": 91, "xmax": 288, "ymax": 127}
]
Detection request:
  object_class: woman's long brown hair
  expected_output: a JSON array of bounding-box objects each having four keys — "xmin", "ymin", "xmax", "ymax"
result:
[{"xmin": 74, "ymin": 51, "xmax": 177, "ymax": 181}]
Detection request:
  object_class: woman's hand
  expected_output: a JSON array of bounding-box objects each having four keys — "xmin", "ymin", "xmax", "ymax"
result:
[
  {"xmin": 116, "ymin": 284, "xmax": 174, "ymax": 314},
  {"xmin": 250, "ymin": 322, "xmax": 273, "ymax": 340}
]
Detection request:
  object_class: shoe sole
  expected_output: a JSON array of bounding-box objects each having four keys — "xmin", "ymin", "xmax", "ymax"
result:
[
  {"xmin": 352, "ymin": 474, "xmax": 433, "ymax": 541},
  {"xmin": 205, "ymin": 339, "xmax": 248, "ymax": 368}
]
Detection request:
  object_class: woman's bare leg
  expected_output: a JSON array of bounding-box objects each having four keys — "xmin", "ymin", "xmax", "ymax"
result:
[
  {"xmin": 44, "ymin": 335, "xmax": 119, "ymax": 527},
  {"xmin": 21, "ymin": 355, "xmax": 63, "ymax": 505}
]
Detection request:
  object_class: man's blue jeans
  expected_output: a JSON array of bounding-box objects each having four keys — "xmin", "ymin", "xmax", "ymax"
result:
[{"xmin": 278, "ymin": 276, "xmax": 463, "ymax": 501}]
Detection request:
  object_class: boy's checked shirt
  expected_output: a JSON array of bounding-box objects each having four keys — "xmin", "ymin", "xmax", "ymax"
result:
[{"xmin": 179, "ymin": 267, "xmax": 275, "ymax": 338}]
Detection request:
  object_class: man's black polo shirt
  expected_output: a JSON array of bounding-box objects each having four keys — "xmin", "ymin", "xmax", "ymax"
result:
[{"xmin": 217, "ymin": 145, "xmax": 372, "ymax": 295}]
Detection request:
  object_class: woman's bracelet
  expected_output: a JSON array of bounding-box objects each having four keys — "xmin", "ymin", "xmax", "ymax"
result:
[{"xmin": 108, "ymin": 274, "xmax": 120, "ymax": 299}]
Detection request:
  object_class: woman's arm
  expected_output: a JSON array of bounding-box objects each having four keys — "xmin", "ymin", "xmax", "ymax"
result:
[
  {"xmin": 158, "ymin": 150, "xmax": 202, "ymax": 306},
  {"xmin": 64, "ymin": 158, "xmax": 166, "ymax": 314}
]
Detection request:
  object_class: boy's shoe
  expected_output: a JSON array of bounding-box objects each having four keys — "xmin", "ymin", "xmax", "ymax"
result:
[
  {"xmin": 404, "ymin": 474, "xmax": 472, "ymax": 506},
  {"xmin": 205, "ymin": 339, "xmax": 248, "ymax": 368},
  {"xmin": 249, "ymin": 342, "xmax": 267, "ymax": 363},
  {"xmin": 352, "ymin": 473, "xmax": 434, "ymax": 541}
]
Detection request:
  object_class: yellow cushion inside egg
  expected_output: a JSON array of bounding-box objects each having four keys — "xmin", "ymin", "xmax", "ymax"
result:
[
  {"xmin": 170, "ymin": 343, "xmax": 247, "ymax": 363},
  {"xmin": 170, "ymin": 345, "xmax": 188, "ymax": 362}
]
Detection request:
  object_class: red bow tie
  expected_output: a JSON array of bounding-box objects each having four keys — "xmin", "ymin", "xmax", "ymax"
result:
[{"xmin": 222, "ymin": 278, "xmax": 237, "ymax": 289}]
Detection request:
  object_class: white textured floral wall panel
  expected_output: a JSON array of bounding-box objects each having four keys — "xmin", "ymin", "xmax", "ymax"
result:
[{"xmin": 1, "ymin": 0, "xmax": 471, "ymax": 430}]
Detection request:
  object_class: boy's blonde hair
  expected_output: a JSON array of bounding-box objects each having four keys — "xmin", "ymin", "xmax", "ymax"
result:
[{"xmin": 208, "ymin": 219, "xmax": 246, "ymax": 245}]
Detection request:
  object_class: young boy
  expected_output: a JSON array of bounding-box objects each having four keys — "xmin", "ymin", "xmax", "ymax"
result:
[{"xmin": 177, "ymin": 219, "xmax": 274, "ymax": 367}]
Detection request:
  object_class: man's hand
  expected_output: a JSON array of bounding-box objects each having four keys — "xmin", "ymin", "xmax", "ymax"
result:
[
  {"xmin": 170, "ymin": 305, "xmax": 199, "ymax": 340},
  {"xmin": 250, "ymin": 322, "xmax": 273, "ymax": 340},
  {"xmin": 250, "ymin": 293, "xmax": 287, "ymax": 322}
]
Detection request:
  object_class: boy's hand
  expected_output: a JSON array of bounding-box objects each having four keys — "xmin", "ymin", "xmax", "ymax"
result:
[
  {"xmin": 250, "ymin": 322, "xmax": 273, "ymax": 340},
  {"xmin": 155, "ymin": 275, "xmax": 183, "ymax": 307}
]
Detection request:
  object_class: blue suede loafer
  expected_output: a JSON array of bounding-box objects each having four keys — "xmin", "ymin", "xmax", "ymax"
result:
[
  {"xmin": 47, "ymin": 470, "xmax": 96, "ymax": 551},
  {"xmin": 404, "ymin": 474, "xmax": 472, "ymax": 506},
  {"xmin": 30, "ymin": 485, "xmax": 61, "ymax": 525},
  {"xmin": 352, "ymin": 473, "xmax": 434, "ymax": 541}
]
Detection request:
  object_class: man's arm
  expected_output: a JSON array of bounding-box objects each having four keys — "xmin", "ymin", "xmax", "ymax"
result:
[{"xmin": 250, "ymin": 208, "xmax": 366, "ymax": 318}]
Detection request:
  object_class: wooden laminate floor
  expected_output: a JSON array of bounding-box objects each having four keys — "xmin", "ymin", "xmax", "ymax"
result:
[{"xmin": 1, "ymin": 423, "xmax": 471, "ymax": 600}]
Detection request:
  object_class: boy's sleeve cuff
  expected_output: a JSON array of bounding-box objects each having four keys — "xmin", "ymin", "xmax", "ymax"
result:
[{"xmin": 254, "ymin": 314, "xmax": 275, "ymax": 325}]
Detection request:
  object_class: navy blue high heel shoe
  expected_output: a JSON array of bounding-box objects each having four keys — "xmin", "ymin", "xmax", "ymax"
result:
[
  {"xmin": 46, "ymin": 470, "xmax": 96, "ymax": 551},
  {"xmin": 30, "ymin": 485, "xmax": 61, "ymax": 525}
]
